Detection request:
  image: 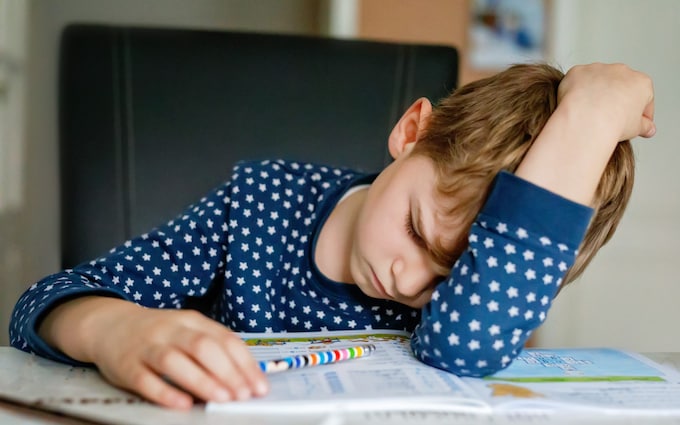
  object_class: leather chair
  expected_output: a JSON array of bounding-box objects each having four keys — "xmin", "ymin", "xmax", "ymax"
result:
[{"xmin": 59, "ymin": 24, "xmax": 458, "ymax": 268}]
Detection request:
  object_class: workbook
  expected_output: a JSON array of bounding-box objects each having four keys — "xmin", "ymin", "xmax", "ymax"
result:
[{"xmin": 207, "ymin": 329, "xmax": 680, "ymax": 416}]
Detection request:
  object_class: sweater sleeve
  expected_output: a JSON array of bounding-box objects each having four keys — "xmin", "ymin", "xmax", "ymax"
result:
[
  {"xmin": 9, "ymin": 180, "xmax": 233, "ymax": 365},
  {"xmin": 411, "ymin": 171, "xmax": 594, "ymax": 376}
]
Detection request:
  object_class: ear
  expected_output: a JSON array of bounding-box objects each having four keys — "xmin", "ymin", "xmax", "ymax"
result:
[{"xmin": 388, "ymin": 97, "xmax": 433, "ymax": 159}]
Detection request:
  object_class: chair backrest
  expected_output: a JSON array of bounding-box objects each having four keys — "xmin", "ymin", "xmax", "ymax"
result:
[{"xmin": 59, "ymin": 24, "xmax": 458, "ymax": 268}]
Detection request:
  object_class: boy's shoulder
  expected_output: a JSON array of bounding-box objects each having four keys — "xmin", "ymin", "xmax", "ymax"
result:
[{"xmin": 230, "ymin": 158, "xmax": 360, "ymax": 186}]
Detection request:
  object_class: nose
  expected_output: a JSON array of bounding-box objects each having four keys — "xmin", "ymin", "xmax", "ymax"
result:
[{"xmin": 391, "ymin": 253, "xmax": 437, "ymax": 299}]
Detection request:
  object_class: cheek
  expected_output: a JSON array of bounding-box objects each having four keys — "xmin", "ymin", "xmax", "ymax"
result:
[
  {"xmin": 354, "ymin": 212, "xmax": 383, "ymax": 254},
  {"xmin": 358, "ymin": 208, "xmax": 403, "ymax": 255},
  {"xmin": 355, "ymin": 183, "xmax": 408, "ymax": 257},
  {"xmin": 356, "ymin": 197, "xmax": 389, "ymax": 243}
]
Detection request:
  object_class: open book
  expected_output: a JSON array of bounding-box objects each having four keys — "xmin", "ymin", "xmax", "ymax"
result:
[{"xmin": 207, "ymin": 329, "xmax": 680, "ymax": 416}]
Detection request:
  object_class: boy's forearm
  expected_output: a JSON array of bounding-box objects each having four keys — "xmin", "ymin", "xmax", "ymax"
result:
[
  {"xmin": 515, "ymin": 96, "xmax": 620, "ymax": 206},
  {"xmin": 411, "ymin": 170, "xmax": 592, "ymax": 377},
  {"xmin": 38, "ymin": 296, "xmax": 138, "ymax": 363}
]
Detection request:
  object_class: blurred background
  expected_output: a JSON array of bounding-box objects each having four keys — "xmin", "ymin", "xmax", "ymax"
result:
[{"xmin": 1, "ymin": 0, "xmax": 678, "ymax": 350}]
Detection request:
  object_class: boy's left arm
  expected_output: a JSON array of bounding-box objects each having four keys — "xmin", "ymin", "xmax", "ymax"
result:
[
  {"xmin": 411, "ymin": 63, "xmax": 655, "ymax": 376},
  {"xmin": 411, "ymin": 170, "xmax": 593, "ymax": 376}
]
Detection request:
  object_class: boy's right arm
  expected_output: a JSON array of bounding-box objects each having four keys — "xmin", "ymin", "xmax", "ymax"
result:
[{"xmin": 10, "ymin": 174, "xmax": 268, "ymax": 408}]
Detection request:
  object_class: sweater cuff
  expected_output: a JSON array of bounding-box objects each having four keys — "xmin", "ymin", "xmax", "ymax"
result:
[
  {"xmin": 480, "ymin": 171, "xmax": 594, "ymax": 248},
  {"xmin": 25, "ymin": 287, "xmax": 126, "ymax": 367}
]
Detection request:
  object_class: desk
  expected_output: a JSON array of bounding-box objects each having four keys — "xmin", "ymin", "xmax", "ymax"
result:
[{"xmin": 2, "ymin": 347, "xmax": 680, "ymax": 425}]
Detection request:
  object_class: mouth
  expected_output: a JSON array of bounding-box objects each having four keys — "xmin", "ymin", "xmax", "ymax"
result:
[{"xmin": 370, "ymin": 267, "xmax": 389, "ymax": 299}]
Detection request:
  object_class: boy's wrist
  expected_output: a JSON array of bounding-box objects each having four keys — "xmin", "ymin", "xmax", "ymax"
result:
[
  {"xmin": 515, "ymin": 98, "xmax": 620, "ymax": 206},
  {"xmin": 80, "ymin": 297, "xmax": 141, "ymax": 364},
  {"xmin": 557, "ymin": 92, "xmax": 622, "ymax": 147},
  {"xmin": 39, "ymin": 296, "xmax": 134, "ymax": 364}
]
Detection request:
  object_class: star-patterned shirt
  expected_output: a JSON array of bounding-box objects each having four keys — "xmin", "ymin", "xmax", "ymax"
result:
[{"xmin": 10, "ymin": 159, "xmax": 593, "ymax": 377}]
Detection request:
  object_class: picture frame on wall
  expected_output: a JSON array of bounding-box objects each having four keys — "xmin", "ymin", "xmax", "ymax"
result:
[{"xmin": 468, "ymin": 0, "xmax": 550, "ymax": 71}]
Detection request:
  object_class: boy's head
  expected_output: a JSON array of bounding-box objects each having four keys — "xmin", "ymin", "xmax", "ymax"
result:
[{"xmin": 402, "ymin": 63, "xmax": 635, "ymax": 288}]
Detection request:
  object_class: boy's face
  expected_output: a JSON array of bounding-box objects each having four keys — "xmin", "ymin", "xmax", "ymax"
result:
[{"xmin": 349, "ymin": 146, "xmax": 458, "ymax": 309}]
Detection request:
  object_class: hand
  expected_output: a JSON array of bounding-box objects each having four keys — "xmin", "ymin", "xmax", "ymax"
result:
[
  {"xmin": 40, "ymin": 297, "xmax": 268, "ymax": 409},
  {"xmin": 558, "ymin": 63, "xmax": 656, "ymax": 142}
]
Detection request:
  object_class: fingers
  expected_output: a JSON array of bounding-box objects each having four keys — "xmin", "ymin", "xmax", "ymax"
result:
[
  {"xmin": 195, "ymin": 319, "xmax": 269, "ymax": 396},
  {"xmin": 218, "ymin": 332, "xmax": 270, "ymax": 397},
  {"xmin": 643, "ymin": 93, "xmax": 655, "ymax": 121},
  {"xmin": 640, "ymin": 91, "xmax": 656, "ymax": 138},
  {"xmin": 144, "ymin": 322, "xmax": 267, "ymax": 404},
  {"xmin": 118, "ymin": 333, "xmax": 262, "ymax": 407},
  {"xmin": 103, "ymin": 363, "xmax": 194, "ymax": 409},
  {"xmin": 147, "ymin": 340, "xmax": 235, "ymax": 403},
  {"xmin": 640, "ymin": 116, "xmax": 657, "ymax": 138},
  {"xmin": 170, "ymin": 329, "xmax": 259, "ymax": 401}
]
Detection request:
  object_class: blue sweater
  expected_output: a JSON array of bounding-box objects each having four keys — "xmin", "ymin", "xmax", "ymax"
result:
[{"xmin": 10, "ymin": 159, "xmax": 593, "ymax": 376}]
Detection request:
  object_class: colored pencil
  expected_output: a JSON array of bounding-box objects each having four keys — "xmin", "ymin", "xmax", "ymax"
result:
[{"xmin": 258, "ymin": 343, "xmax": 376, "ymax": 374}]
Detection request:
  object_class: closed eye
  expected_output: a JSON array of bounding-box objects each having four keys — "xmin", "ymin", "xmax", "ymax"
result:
[{"xmin": 405, "ymin": 210, "xmax": 427, "ymax": 249}]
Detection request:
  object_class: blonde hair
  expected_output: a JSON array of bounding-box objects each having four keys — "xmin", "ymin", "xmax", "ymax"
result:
[{"xmin": 413, "ymin": 63, "xmax": 634, "ymax": 288}]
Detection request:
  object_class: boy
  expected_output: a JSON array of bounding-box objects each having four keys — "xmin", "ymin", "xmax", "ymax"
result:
[{"xmin": 10, "ymin": 62, "xmax": 655, "ymax": 409}]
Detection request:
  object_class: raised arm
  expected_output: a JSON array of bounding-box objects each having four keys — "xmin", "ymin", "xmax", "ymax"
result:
[
  {"xmin": 412, "ymin": 63, "xmax": 655, "ymax": 376},
  {"xmin": 515, "ymin": 62, "xmax": 655, "ymax": 203}
]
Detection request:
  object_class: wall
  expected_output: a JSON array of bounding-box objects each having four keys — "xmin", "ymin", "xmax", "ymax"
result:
[
  {"xmin": 0, "ymin": 0, "xmax": 28, "ymax": 347},
  {"xmin": 0, "ymin": 0, "xmax": 320, "ymax": 345},
  {"xmin": 357, "ymin": 0, "xmax": 495, "ymax": 85}
]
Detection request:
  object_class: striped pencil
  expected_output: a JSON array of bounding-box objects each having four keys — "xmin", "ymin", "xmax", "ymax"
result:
[{"xmin": 258, "ymin": 343, "xmax": 376, "ymax": 374}]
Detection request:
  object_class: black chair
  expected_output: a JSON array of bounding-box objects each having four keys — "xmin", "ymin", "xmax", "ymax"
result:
[{"xmin": 59, "ymin": 24, "xmax": 458, "ymax": 268}]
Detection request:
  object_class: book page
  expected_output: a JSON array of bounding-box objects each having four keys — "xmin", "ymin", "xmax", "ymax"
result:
[
  {"xmin": 462, "ymin": 348, "xmax": 680, "ymax": 414},
  {"xmin": 207, "ymin": 329, "xmax": 487, "ymax": 414}
]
